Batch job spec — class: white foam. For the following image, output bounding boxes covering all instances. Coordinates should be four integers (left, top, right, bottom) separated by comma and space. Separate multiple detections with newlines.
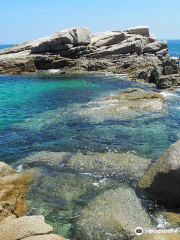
48, 69, 60, 73
16, 164, 23, 173
160, 91, 177, 98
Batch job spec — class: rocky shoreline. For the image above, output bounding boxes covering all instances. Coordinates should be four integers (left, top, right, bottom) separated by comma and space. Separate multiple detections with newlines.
0, 162, 68, 240
0, 86, 180, 239
0, 26, 179, 89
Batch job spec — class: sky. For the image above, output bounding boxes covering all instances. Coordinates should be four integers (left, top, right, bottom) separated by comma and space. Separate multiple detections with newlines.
0, 0, 180, 44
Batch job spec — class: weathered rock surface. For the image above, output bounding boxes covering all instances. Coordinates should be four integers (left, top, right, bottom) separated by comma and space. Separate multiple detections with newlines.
0, 25, 179, 89
133, 233, 180, 240
0, 162, 68, 240
31, 27, 91, 53
138, 139, 180, 206
0, 162, 31, 221
0, 215, 68, 240
19, 151, 151, 181
0, 215, 52, 240
74, 184, 151, 240
124, 26, 150, 36
104, 88, 164, 111
91, 30, 125, 47
23, 235, 68, 240
144, 41, 167, 53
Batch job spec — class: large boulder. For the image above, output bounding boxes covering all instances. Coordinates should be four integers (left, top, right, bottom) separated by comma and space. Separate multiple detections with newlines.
74, 184, 151, 240
138, 140, 180, 206
94, 40, 143, 56
91, 31, 126, 48
31, 27, 91, 53
0, 162, 31, 220
124, 26, 150, 36
0, 50, 36, 74
143, 41, 168, 53
0, 38, 48, 55
0, 215, 54, 240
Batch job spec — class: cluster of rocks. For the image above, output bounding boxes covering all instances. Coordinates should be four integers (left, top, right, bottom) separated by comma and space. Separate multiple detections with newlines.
0, 162, 68, 240
17, 140, 180, 240
0, 26, 179, 89
73, 139, 180, 240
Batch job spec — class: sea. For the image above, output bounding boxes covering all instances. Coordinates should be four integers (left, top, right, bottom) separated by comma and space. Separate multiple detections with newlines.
0, 40, 180, 238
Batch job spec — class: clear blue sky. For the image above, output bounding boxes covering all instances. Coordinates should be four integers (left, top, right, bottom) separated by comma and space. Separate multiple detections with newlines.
0, 0, 180, 44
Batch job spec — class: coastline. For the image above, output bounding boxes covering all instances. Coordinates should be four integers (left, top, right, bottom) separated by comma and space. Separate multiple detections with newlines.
0, 26, 180, 240
0, 26, 179, 89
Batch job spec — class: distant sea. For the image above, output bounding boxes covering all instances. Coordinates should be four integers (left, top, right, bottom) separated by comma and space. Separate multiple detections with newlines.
0, 44, 15, 50
0, 40, 180, 57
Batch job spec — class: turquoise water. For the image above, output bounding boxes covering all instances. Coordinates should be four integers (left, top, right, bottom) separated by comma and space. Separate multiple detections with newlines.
0, 73, 179, 238
0, 73, 179, 165
0, 41, 180, 238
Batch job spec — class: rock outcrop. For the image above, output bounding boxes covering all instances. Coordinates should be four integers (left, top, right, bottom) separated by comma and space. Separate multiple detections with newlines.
138, 139, 180, 206
0, 215, 68, 240
0, 162, 68, 240
0, 162, 31, 221
74, 184, 151, 240
0, 26, 179, 89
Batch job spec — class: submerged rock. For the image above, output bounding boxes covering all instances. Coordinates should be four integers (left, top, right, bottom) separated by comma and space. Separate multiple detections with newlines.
132, 233, 180, 240
138, 139, 180, 206
104, 88, 164, 111
21, 151, 151, 181
74, 184, 151, 240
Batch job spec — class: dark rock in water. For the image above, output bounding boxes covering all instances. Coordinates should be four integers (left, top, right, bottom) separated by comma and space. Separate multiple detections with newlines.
137, 70, 149, 80
157, 76, 173, 89
148, 57, 180, 88
138, 139, 180, 206
149, 66, 163, 84
74, 184, 151, 240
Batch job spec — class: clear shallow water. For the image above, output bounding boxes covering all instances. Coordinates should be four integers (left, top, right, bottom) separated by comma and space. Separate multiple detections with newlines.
0, 40, 180, 238
0, 73, 179, 164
